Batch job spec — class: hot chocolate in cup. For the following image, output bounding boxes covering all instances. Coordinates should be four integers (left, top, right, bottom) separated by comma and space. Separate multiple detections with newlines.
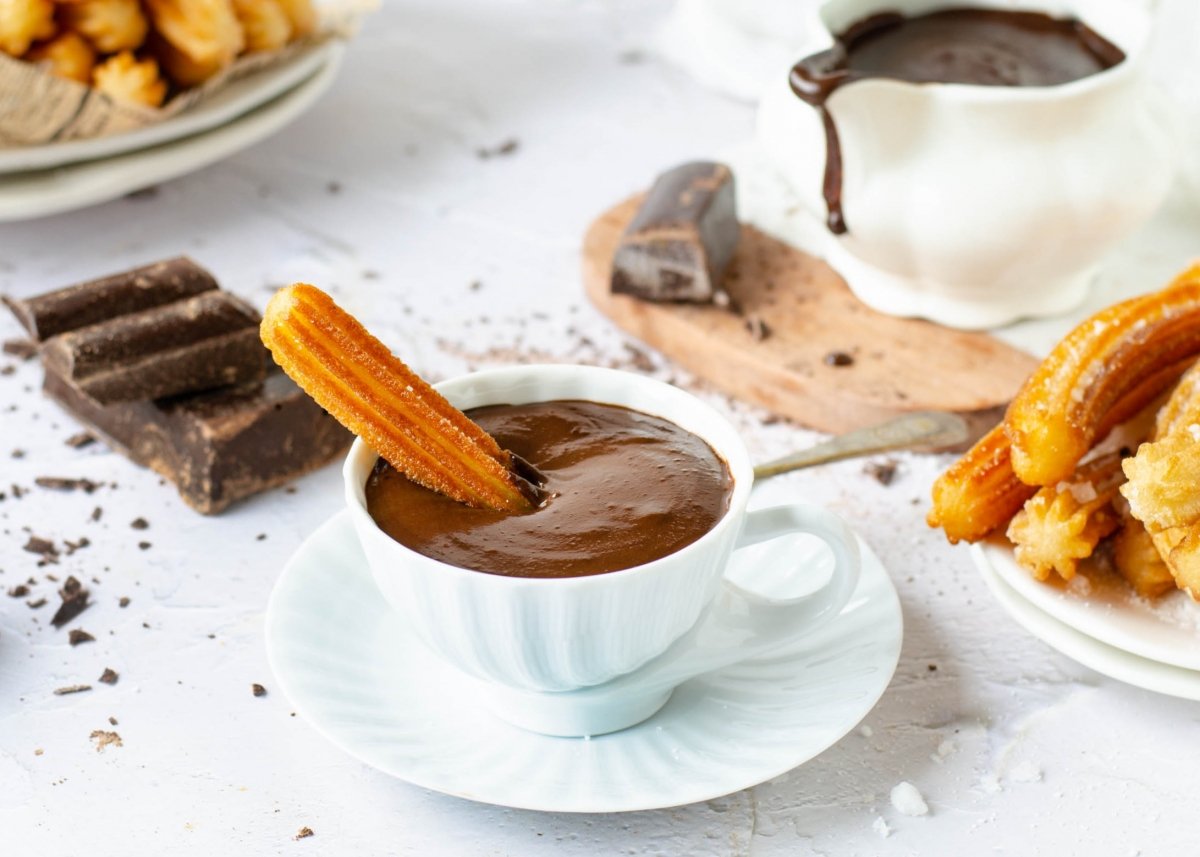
344, 364, 861, 736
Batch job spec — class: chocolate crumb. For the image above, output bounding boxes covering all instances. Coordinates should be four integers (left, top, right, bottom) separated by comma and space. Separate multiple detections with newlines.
1, 365, 13, 376
2, 339, 36, 360
91, 506, 103, 522
476, 138, 519, 159
125, 185, 159, 200
623, 343, 655, 373
64, 537, 90, 556
51, 576, 90, 628
928, 664, 938, 672
137, 541, 151, 550
90, 730, 122, 751
68, 629, 95, 646
745, 317, 771, 342
108, 716, 118, 725
118, 596, 130, 608
27, 597, 46, 609
35, 477, 102, 493
64, 432, 96, 449
8, 584, 30, 598
24, 536, 57, 559
326, 180, 342, 195
294, 827, 314, 841
12, 449, 24, 459
34, 748, 43, 756
252, 683, 267, 697
823, 351, 854, 367
864, 460, 898, 486
99, 668, 119, 685
130, 518, 149, 530
54, 684, 91, 695
256, 533, 267, 541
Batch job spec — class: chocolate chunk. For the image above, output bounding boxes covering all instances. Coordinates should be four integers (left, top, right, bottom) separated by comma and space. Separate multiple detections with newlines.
24, 535, 57, 558
8, 584, 30, 597
3, 338, 37, 360
99, 668, 119, 685
51, 576, 90, 628
251, 683, 267, 697
130, 517, 149, 530
40, 291, 266, 404
44, 369, 351, 515
68, 629, 95, 646
2, 257, 218, 342
611, 162, 739, 303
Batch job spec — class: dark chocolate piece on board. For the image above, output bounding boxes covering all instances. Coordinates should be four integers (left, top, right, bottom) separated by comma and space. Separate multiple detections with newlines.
41, 292, 267, 404
3, 257, 218, 342
44, 369, 351, 515
611, 162, 739, 303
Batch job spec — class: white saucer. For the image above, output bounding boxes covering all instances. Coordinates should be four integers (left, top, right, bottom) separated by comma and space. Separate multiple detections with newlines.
977, 552, 1200, 701
0, 43, 343, 222
265, 503, 902, 813
975, 540, 1200, 672
0, 42, 337, 175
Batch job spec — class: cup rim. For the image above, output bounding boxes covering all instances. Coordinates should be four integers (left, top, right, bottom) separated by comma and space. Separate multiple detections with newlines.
810, 0, 1146, 103
343, 363, 753, 587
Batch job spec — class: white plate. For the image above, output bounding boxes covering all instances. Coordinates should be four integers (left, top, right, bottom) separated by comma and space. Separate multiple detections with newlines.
977, 551, 1200, 701
265, 501, 902, 813
0, 43, 343, 223
975, 539, 1200, 672
0, 42, 337, 175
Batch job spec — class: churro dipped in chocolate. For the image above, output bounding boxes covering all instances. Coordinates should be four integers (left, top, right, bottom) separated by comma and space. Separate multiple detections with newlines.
260, 284, 543, 513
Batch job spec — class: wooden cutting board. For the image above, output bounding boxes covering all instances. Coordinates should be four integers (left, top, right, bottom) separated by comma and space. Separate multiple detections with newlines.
582, 195, 1039, 434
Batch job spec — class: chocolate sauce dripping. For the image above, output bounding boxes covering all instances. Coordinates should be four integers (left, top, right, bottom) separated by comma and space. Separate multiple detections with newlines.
788, 8, 1126, 236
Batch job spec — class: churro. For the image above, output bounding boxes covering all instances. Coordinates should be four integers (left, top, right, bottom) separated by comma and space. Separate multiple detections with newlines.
1006, 453, 1123, 582
1113, 513, 1177, 599
1006, 265, 1200, 486
261, 284, 542, 513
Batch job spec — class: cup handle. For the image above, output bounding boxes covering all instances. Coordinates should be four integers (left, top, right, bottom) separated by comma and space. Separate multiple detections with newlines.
620, 503, 862, 694
482, 503, 862, 736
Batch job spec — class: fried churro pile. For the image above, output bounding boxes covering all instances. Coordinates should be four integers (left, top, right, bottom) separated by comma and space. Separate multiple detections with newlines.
1, 0, 316, 107
261, 284, 544, 515
929, 264, 1200, 600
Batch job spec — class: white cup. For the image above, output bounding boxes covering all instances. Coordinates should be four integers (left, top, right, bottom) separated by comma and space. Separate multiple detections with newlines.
757, 0, 1178, 329
344, 364, 860, 736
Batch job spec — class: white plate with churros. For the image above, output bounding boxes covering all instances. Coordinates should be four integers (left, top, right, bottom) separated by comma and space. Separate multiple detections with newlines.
929, 263, 1200, 684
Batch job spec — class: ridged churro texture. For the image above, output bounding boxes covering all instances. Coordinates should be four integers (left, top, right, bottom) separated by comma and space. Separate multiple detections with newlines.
1006, 265, 1200, 486
260, 284, 537, 514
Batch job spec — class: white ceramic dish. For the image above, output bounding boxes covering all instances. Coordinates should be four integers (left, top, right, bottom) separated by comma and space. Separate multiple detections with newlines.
0, 42, 336, 176
974, 539, 1200, 672
264, 496, 902, 813
0, 43, 343, 223
977, 552, 1200, 701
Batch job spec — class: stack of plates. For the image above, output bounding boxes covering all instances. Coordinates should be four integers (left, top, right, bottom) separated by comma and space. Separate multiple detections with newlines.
973, 540, 1200, 700
0, 41, 343, 223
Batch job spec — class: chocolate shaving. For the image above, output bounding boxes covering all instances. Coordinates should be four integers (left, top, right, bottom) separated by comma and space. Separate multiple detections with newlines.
68, 629, 95, 646
2, 339, 37, 360
99, 668, 119, 685
35, 477, 102, 493
51, 576, 90, 628
54, 684, 91, 695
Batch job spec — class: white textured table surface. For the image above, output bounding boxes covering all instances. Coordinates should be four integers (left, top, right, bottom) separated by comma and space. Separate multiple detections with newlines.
2, 2, 1199, 855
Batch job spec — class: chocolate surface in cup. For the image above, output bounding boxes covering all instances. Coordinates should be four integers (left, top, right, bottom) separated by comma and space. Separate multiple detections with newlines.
365, 400, 733, 578
790, 7, 1126, 234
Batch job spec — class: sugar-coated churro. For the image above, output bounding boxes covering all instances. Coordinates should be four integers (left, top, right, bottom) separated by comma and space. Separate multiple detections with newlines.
261, 284, 541, 513
1006, 453, 1123, 582
1006, 265, 1200, 487
1113, 513, 1177, 599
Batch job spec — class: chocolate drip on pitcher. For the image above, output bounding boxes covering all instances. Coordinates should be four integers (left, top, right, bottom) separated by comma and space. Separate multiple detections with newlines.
788, 8, 1126, 235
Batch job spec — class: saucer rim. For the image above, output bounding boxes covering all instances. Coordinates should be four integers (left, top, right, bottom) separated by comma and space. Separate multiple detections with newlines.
265, 509, 903, 813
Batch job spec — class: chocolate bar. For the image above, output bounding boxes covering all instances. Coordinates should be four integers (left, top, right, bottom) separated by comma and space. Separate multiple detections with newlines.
44, 369, 350, 515
41, 292, 266, 404
3, 257, 218, 342
611, 162, 740, 303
